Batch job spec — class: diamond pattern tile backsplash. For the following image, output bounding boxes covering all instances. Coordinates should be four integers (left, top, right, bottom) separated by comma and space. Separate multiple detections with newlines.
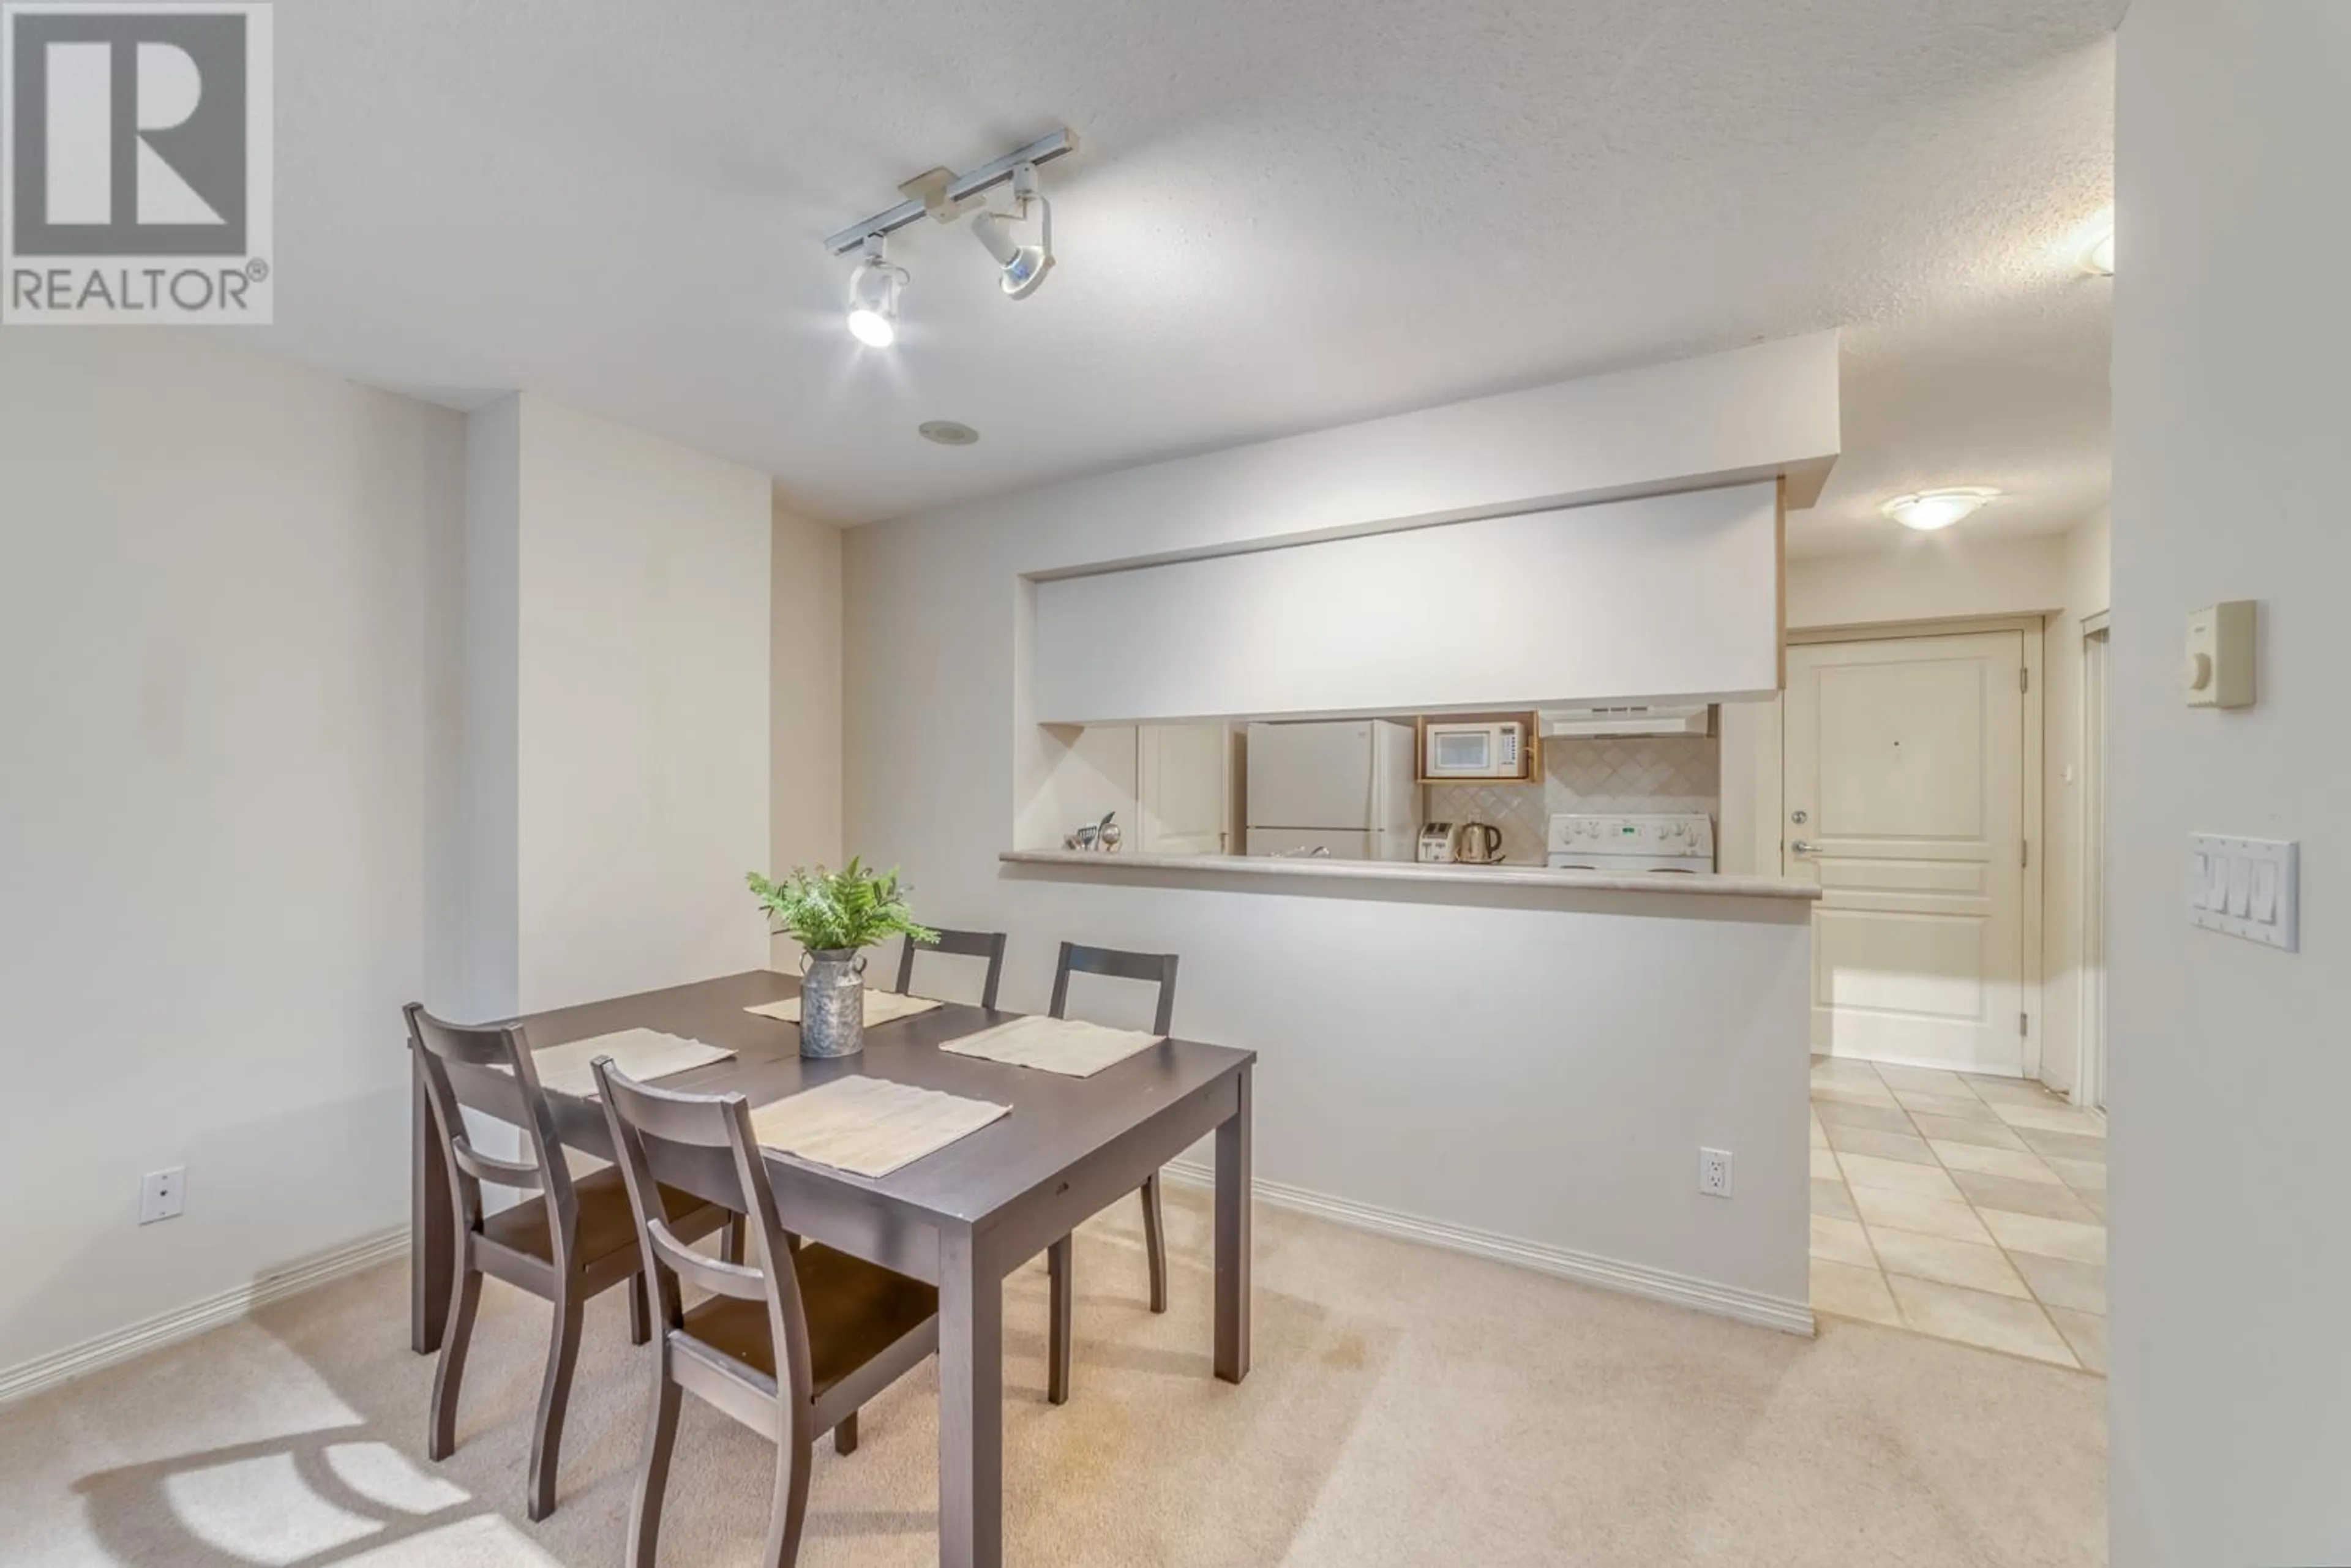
1423, 735, 1720, 866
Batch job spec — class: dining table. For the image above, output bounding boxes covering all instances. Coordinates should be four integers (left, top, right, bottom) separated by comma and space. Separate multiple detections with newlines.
408, 968, 1256, 1568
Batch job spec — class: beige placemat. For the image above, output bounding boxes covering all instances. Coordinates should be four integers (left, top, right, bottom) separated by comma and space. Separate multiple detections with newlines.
743, 989, 943, 1027
526, 1029, 735, 1098
939, 1014, 1164, 1078
748, 1075, 1008, 1179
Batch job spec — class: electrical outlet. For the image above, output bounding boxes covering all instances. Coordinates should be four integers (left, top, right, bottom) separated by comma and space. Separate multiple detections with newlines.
140, 1166, 186, 1225
1698, 1147, 1733, 1198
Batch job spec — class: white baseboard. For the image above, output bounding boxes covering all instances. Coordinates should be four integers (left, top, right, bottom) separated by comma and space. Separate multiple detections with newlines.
1162, 1161, 1814, 1338
0, 1226, 408, 1408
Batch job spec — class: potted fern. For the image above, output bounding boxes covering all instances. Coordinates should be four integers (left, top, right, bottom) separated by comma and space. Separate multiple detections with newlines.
747, 860, 938, 1058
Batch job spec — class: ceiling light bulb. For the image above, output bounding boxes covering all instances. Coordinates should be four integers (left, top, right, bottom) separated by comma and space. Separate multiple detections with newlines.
1881, 487, 2001, 532
846, 237, 905, 347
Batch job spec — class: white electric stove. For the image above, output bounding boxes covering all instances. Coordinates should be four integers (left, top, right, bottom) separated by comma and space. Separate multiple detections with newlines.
1545, 812, 1716, 875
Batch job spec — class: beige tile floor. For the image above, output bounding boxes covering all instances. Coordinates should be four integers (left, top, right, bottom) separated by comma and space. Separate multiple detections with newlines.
1810, 1055, 2107, 1373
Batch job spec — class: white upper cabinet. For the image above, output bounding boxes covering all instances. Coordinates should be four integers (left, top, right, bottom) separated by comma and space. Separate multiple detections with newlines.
1136, 724, 1232, 855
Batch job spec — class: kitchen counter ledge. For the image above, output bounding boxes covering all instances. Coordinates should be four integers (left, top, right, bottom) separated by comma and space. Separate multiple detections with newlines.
1000, 848, 1821, 902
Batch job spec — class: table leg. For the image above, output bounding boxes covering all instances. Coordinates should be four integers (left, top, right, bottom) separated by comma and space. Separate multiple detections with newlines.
411, 1055, 451, 1355
1214, 1063, 1253, 1384
939, 1226, 1003, 1568
1046, 1234, 1073, 1406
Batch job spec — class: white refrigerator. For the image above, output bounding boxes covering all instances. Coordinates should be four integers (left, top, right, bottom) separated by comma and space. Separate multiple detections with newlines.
1243, 719, 1420, 861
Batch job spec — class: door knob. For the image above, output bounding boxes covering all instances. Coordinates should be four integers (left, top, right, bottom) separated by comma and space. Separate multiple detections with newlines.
1791, 839, 1817, 855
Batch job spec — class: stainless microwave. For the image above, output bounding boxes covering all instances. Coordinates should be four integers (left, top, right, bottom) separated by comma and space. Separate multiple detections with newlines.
1423, 721, 1525, 779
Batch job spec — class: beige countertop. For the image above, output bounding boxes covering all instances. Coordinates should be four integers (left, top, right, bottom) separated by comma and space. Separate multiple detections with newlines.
999, 848, 1821, 901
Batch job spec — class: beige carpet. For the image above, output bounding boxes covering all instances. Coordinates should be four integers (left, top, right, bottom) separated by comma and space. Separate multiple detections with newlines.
0, 1188, 2105, 1566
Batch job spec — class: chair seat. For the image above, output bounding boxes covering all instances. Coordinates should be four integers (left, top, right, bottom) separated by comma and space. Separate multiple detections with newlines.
680, 1244, 938, 1398
482, 1163, 715, 1269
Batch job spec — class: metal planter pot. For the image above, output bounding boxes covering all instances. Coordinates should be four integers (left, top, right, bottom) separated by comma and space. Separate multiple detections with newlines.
798, 948, 867, 1059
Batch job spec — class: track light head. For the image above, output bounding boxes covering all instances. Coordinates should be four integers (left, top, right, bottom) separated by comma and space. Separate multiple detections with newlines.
970, 162, 1053, 299
846, 234, 906, 347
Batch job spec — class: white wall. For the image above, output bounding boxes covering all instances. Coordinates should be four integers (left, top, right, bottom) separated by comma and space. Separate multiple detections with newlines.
2110, 4, 2350, 1560
768, 498, 844, 969
0, 334, 465, 1375
1033, 484, 1782, 724
1784, 531, 2068, 628
456, 398, 521, 1021
848, 345, 1826, 1319
931, 332, 1838, 578
462, 396, 774, 1016
2039, 509, 2111, 1094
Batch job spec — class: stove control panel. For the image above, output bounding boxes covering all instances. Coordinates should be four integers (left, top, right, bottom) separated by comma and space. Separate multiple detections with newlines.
1547, 813, 1716, 858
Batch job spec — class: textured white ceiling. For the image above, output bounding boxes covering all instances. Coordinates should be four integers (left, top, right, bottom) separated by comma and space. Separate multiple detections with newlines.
263, 1, 2120, 541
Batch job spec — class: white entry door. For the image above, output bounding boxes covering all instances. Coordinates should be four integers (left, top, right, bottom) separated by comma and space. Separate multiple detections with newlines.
1784, 632, 2028, 1075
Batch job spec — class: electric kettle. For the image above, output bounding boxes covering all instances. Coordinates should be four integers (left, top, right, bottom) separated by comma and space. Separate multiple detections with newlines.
1453, 822, 1505, 864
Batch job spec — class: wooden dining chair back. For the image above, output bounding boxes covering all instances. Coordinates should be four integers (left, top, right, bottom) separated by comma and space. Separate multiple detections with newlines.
407, 1005, 571, 1270
405, 1003, 729, 1521
894, 927, 1009, 1010
1038, 942, 1182, 1406
1050, 941, 1180, 1036
596, 1058, 940, 1568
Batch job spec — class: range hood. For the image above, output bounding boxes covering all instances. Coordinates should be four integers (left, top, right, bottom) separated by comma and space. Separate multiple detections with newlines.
1539, 703, 1713, 739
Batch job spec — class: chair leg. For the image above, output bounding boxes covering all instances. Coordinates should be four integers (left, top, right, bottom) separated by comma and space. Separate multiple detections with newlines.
765, 1439, 813, 1568
1141, 1171, 1169, 1315
1046, 1236, 1074, 1406
527, 1291, 587, 1522
628, 1367, 681, 1568
834, 1410, 858, 1455
427, 1264, 482, 1461
723, 1214, 745, 1265
629, 1271, 651, 1346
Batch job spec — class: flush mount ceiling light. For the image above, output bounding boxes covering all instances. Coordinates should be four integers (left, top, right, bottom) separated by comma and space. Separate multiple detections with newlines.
1881, 487, 2001, 532
969, 162, 1052, 299
918, 420, 980, 446
824, 128, 1077, 343
845, 235, 906, 348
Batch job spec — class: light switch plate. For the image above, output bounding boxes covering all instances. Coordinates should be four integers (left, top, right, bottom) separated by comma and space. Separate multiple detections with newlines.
2187, 835, 2298, 950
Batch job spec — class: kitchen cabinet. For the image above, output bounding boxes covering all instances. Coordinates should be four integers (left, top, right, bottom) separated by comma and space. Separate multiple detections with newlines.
1137, 723, 1233, 855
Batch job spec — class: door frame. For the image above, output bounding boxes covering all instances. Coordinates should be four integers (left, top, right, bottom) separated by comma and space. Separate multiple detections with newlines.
2075, 615, 2110, 1111
1775, 615, 2047, 1079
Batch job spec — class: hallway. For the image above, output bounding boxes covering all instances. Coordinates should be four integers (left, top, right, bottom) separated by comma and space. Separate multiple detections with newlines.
1809, 1057, 2107, 1371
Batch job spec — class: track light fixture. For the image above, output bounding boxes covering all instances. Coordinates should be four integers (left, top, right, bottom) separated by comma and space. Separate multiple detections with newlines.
969, 162, 1052, 299
845, 234, 906, 348
824, 129, 1077, 345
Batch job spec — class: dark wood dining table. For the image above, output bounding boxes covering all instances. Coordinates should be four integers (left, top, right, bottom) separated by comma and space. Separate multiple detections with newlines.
408, 968, 1256, 1568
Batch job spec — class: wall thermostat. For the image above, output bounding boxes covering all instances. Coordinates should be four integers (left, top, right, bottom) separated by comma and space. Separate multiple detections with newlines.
2185, 601, 2256, 708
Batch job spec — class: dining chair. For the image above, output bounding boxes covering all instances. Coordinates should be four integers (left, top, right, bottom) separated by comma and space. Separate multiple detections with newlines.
1048, 942, 1180, 1390
594, 1057, 940, 1568
894, 926, 1008, 1009
404, 1003, 736, 1521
